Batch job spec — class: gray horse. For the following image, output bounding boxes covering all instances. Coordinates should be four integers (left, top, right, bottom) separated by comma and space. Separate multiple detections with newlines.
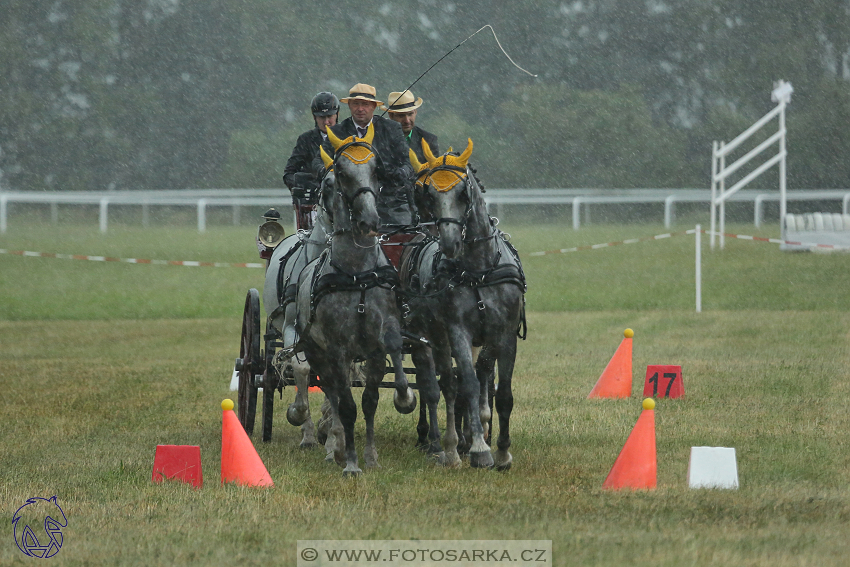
262, 174, 334, 448
402, 140, 526, 470
293, 124, 438, 476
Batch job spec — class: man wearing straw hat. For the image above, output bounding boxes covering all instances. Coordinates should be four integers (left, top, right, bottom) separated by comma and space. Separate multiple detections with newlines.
382, 90, 439, 163
315, 83, 414, 226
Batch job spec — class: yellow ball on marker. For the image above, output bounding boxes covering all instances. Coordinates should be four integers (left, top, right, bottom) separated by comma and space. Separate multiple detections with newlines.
221, 399, 234, 411
624, 328, 634, 338
642, 398, 655, 411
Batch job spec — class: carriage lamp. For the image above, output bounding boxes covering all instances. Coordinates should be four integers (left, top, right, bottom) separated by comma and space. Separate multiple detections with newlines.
257, 208, 285, 260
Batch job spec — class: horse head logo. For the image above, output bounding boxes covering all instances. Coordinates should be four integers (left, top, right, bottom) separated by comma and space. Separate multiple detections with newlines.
12, 496, 67, 558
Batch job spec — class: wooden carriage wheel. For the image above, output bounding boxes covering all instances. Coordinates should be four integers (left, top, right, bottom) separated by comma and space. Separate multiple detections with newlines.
236, 288, 261, 435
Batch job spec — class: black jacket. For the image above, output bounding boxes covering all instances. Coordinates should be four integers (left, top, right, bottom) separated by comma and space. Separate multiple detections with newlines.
314, 115, 412, 188
283, 128, 324, 189
408, 126, 439, 164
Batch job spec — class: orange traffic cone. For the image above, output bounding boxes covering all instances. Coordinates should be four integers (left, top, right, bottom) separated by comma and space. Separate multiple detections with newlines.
587, 328, 634, 399
603, 398, 656, 490
220, 399, 274, 487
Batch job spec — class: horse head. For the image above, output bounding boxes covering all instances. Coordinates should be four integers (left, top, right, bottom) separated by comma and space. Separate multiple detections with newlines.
420, 138, 475, 259
320, 123, 380, 247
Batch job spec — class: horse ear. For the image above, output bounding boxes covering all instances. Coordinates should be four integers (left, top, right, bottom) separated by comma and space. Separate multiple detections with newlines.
326, 126, 344, 150
320, 145, 333, 169
422, 138, 437, 165
362, 122, 375, 145
408, 148, 425, 173
457, 138, 473, 166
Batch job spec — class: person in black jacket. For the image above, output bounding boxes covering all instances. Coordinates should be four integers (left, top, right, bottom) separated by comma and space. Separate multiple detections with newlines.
283, 92, 339, 195
314, 83, 414, 226
381, 90, 439, 163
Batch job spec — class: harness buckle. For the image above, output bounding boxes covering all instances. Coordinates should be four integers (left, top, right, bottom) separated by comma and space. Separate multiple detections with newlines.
358, 302, 366, 314
478, 299, 485, 311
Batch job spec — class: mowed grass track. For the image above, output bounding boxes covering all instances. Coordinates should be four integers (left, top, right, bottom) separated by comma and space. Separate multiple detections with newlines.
1, 219, 849, 566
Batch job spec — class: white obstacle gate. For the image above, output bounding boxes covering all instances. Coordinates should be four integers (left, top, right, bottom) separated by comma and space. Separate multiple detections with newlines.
711, 81, 792, 250
711, 80, 850, 252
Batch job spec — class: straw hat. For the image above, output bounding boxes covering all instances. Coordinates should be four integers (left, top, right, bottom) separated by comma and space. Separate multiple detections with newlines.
340, 83, 383, 105
380, 90, 423, 113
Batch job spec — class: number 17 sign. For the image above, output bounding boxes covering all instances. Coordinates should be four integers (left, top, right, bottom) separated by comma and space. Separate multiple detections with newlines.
643, 365, 684, 398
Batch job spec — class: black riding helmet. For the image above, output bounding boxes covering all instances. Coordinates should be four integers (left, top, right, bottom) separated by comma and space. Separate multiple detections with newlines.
311, 92, 340, 117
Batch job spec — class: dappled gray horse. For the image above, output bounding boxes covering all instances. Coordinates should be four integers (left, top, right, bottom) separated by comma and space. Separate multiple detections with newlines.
293, 124, 428, 476
402, 140, 526, 470
263, 173, 334, 448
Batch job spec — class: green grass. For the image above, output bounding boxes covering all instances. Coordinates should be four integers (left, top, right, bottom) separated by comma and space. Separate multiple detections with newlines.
2, 219, 850, 320
1, 220, 850, 566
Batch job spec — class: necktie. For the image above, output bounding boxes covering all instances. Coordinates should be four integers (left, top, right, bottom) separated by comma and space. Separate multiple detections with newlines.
357, 127, 367, 138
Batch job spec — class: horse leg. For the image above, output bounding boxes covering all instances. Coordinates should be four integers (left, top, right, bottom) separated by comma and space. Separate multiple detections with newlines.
386, 335, 416, 415
492, 335, 517, 471
317, 395, 332, 448
336, 382, 361, 477
416, 401, 429, 450
454, 368, 471, 455
435, 348, 461, 467
410, 344, 444, 459
361, 357, 384, 469
454, 339, 493, 469
284, 304, 311, 428
475, 348, 496, 447
289, 357, 318, 448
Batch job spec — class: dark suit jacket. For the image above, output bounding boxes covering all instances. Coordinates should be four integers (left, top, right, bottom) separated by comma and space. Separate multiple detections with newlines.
408, 126, 439, 164
283, 128, 324, 189
314, 115, 411, 187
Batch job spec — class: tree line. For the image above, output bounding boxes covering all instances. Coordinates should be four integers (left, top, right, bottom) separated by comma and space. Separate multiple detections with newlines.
2, 0, 849, 192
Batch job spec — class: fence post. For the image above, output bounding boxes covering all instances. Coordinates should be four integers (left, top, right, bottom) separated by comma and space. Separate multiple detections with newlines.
710, 142, 717, 249
99, 198, 109, 234
695, 224, 702, 313
664, 195, 676, 228
197, 198, 207, 233
754, 194, 768, 228
0, 194, 7, 234
572, 197, 582, 230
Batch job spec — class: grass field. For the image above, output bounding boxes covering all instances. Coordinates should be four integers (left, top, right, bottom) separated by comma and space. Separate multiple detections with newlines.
1, 219, 849, 566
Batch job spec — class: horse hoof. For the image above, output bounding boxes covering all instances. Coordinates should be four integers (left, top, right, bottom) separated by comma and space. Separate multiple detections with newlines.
299, 441, 317, 450
429, 451, 447, 464
440, 451, 462, 468
393, 388, 417, 414
494, 450, 512, 471
469, 451, 495, 469
317, 432, 328, 445
342, 467, 362, 478
286, 405, 307, 427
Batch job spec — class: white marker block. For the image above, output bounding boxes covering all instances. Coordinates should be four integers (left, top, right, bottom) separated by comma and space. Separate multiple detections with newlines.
688, 447, 739, 489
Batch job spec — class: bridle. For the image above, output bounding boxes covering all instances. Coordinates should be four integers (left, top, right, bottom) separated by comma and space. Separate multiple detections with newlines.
329, 140, 380, 247
423, 163, 497, 244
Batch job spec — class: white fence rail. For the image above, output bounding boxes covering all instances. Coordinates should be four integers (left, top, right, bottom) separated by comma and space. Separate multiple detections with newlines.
2, 188, 849, 234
